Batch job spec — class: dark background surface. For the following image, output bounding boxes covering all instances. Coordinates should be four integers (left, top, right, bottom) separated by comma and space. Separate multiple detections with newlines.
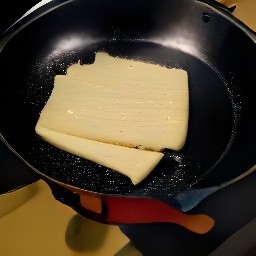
0, 0, 39, 34
0, 0, 41, 193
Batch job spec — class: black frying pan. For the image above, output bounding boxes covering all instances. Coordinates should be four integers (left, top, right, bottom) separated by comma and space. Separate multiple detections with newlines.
0, 0, 255, 222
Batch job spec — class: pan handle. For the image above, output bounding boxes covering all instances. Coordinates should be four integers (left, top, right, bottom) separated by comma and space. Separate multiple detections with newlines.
101, 195, 215, 234
198, 0, 256, 43
55, 184, 214, 235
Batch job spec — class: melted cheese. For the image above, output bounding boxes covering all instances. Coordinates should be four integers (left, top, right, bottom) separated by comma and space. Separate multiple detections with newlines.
35, 52, 189, 184
37, 52, 189, 151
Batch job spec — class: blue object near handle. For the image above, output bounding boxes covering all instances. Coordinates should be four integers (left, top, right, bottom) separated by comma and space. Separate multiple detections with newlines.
172, 165, 256, 212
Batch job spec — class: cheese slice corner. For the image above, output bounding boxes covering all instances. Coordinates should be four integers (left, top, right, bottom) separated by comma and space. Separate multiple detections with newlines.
35, 124, 164, 185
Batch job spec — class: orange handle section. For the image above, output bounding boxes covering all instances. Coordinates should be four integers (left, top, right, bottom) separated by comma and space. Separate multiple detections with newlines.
104, 196, 215, 234
65, 185, 214, 234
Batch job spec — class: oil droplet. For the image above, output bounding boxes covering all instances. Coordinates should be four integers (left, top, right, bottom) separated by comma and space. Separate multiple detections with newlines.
67, 109, 74, 114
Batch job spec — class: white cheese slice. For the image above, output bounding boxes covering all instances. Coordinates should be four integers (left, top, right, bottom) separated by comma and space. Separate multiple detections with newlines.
35, 52, 189, 183
35, 125, 164, 185
37, 52, 189, 151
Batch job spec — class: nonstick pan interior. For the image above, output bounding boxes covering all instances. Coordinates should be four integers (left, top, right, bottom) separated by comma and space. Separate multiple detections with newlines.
0, 0, 255, 201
